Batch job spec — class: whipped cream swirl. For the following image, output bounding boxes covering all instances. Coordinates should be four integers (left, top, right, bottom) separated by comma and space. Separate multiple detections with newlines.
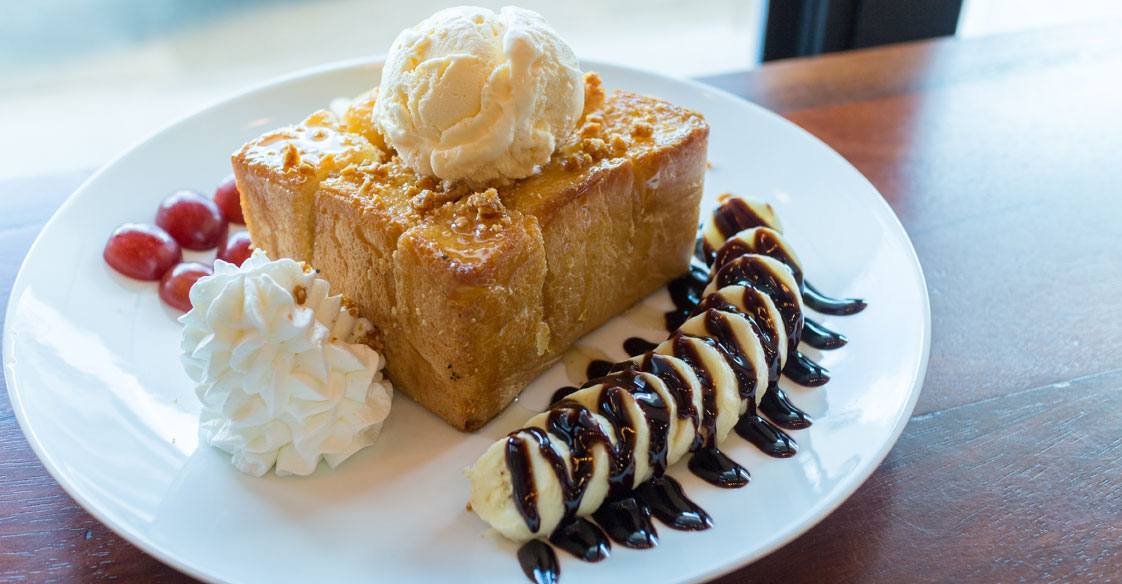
180, 250, 392, 476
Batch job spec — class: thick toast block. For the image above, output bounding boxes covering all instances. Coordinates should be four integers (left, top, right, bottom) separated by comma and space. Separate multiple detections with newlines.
233, 76, 708, 430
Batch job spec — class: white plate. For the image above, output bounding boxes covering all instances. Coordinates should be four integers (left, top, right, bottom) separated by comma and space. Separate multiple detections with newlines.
3, 60, 929, 584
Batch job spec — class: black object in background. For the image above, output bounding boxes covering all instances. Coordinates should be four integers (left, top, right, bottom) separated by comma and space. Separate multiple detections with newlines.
763, 0, 964, 61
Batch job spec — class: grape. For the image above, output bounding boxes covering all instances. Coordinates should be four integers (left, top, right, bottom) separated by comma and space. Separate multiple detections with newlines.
156, 190, 227, 250
159, 262, 213, 312
214, 176, 245, 224
217, 230, 253, 267
104, 223, 182, 281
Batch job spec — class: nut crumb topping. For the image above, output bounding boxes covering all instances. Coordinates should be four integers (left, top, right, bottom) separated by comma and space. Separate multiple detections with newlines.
562, 151, 594, 171
353, 328, 384, 353
281, 143, 300, 169
411, 188, 462, 213
465, 188, 504, 219
358, 176, 375, 196
609, 132, 628, 153
584, 137, 610, 159
631, 120, 653, 138
416, 175, 438, 191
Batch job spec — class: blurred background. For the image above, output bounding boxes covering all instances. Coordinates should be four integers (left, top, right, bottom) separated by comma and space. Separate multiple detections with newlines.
3, 0, 1121, 181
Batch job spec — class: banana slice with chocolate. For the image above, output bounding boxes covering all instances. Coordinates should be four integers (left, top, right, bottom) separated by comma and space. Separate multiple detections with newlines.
703, 194, 866, 316
469, 194, 868, 583
699, 195, 782, 262
467, 262, 794, 543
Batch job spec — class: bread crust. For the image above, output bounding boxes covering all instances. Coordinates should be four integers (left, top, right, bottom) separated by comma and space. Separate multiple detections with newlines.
232, 75, 708, 430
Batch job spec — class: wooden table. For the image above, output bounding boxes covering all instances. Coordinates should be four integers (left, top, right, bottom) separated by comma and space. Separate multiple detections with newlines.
3, 22, 1121, 582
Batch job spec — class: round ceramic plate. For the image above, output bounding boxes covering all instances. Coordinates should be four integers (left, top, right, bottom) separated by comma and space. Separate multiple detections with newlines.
4, 60, 929, 584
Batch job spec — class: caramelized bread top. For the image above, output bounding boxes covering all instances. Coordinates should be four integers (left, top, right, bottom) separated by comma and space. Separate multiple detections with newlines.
239, 110, 383, 182
236, 74, 708, 281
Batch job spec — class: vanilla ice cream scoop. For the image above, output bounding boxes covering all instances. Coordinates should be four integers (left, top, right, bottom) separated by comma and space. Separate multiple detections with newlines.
373, 6, 584, 185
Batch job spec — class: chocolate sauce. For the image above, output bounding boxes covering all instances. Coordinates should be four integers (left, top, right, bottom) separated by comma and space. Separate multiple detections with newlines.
714, 228, 804, 286
802, 280, 867, 315
591, 496, 658, 548
549, 386, 578, 406
704, 197, 776, 261
783, 352, 831, 387
802, 317, 847, 350
712, 255, 803, 358
518, 540, 559, 584
545, 404, 612, 516
506, 429, 547, 533
597, 384, 646, 495
700, 308, 759, 402
710, 239, 750, 273
758, 383, 813, 429
734, 415, 797, 458
548, 518, 610, 562
636, 353, 699, 439
670, 333, 719, 450
665, 262, 709, 330
624, 337, 659, 357
585, 360, 615, 382
621, 376, 673, 477
688, 447, 750, 488
697, 288, 781, 384
635, 475, 713, 531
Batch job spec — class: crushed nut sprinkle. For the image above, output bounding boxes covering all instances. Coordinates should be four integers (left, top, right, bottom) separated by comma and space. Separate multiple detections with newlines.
610, 131, 629, 149
281, 143, 300, 169
416, 175, 438, 191
466, 188, 504, 219
353, 329, 384, 353
584, 137, 610, 159
411, 189, 437, 212
631, 120, 653, 138
358, 176, 376, 196
562, 151, 594, 171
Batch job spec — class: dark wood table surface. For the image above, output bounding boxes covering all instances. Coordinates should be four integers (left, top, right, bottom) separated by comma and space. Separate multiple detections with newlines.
3, 22, 1121, 583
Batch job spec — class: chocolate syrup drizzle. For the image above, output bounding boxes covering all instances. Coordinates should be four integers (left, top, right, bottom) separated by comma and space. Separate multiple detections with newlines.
701, 196, 867, 319
518, 540, 559, 584
513, 198, 866, 583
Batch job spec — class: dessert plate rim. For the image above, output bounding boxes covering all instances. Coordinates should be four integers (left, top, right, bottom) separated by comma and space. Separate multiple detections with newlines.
4, 56, 930, 584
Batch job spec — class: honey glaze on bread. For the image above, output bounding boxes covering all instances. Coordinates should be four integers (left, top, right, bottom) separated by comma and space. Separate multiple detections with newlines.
233, 74, 709, 430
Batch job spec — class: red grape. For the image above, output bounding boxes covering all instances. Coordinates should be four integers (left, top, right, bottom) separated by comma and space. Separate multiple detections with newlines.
104, 223, 182, 281
159, 262, 213, 312
214, 176, 245, 224
156, 190, 227, 250
217, 230, 253, 267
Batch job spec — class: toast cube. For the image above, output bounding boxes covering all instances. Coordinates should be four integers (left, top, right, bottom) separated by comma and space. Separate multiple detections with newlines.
232, 74, 708, 430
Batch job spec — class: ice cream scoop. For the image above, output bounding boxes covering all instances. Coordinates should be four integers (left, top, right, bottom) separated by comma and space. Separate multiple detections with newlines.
373, 6, 584, 185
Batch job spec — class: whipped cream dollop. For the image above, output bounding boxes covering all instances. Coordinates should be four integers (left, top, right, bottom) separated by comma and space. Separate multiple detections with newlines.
373, 6, 584, 185
180, 250, 392, 477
